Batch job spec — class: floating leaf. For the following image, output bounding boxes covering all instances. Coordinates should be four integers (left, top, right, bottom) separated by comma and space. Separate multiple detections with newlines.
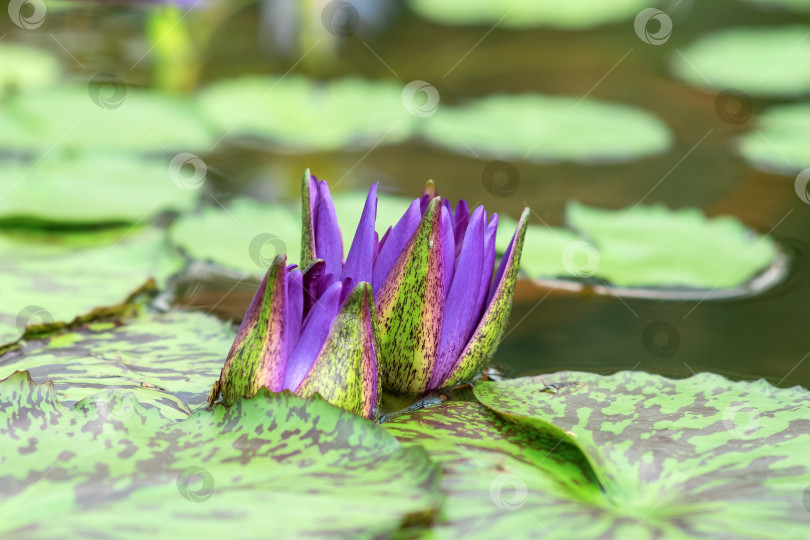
564, 202, 778, 289
738, 103, 810, 174
671, 26, 810, 97
0, 152, 197, 225
508, 202, 779, 292
420, 94, 672, 164
0, 373, 441, 538
407, 0, 653, 29
169, 199, 301, 276
0, 84, 216, 153
384, 401, 608, 537
198, 76, 415, 151
744, 0, 810, 12
0, 229, 184, 347
474, 371, 810, 539
0, 309, 234, 414
0, 44, 60, 91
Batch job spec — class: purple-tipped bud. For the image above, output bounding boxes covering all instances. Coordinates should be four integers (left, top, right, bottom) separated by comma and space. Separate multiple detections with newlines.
209, 254, 379, 418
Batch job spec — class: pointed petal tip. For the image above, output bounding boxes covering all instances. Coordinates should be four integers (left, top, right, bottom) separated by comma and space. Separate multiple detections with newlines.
423, 179, 437, 198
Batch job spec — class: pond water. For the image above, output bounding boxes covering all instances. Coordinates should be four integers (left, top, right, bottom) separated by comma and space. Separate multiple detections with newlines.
2, 1, 808, 387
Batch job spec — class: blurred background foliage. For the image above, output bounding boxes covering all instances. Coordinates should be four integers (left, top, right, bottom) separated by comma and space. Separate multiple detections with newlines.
0, 0, 809, 386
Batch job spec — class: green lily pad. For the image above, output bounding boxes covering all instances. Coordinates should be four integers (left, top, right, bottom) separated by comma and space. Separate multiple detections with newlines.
671, 26, 810, 97
420, 94, 673, 164
474, 372, 810, 539
0, 44, 60, 91
0, 372, 441, 538
384, 401, 609, 538
738, 103, 810, 174
744, 0, 810, 12
198, 76, 415, 151
169, 199, 302, 276
0, 152, 198, 225
0, 229, 185, 347
0, 84, 216, 153
565, 202, 778, 289
507, 202, 779, 292
407, 0, 653, 29
0, 309, 235, 415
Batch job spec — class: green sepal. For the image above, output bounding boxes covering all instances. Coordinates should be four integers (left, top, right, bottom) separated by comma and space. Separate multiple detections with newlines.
375, 198, 449, 395
209, 255, 287, 406
295, 282, 379, 418
300, 168, 316, 269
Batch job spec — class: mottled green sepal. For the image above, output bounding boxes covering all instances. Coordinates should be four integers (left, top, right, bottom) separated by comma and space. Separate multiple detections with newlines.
295, 282, 378, 418
210, 255, 287, 405
300, 168, 316, 268
375, 198, 448, 395
441, 207, 529, 388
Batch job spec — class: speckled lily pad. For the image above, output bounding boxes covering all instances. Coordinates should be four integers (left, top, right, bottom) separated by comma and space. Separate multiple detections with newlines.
0, 372, 441, 538
0, 309, 235, 415
471, 372, 810, 539
0, 229, 185, 347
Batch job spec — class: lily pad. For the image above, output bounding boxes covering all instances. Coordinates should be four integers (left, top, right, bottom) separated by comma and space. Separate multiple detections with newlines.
407, 0, 653, 29
0, 229, 185, 347
0, 152, 198, 225
420, 94, 673, 164
0, 372, 441, 538
744, 0, 810, 12
565, 202, 778, 289
169, 199, 302, 276
198, 76, 415, 151
0, 84, 216, 153
384, 401, 608, 538
738, 103, 810, 174
474, 371, 810, 539
0, 309, 235, 415
508, 202, 779, 292
671, 26, 810, 97
0, 44, 60, 91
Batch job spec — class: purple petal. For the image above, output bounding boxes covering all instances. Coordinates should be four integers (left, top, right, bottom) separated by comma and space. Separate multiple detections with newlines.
285, 268, 303, 350
470, 213, 498, 335
302, 259, 325, 318
453, 199, 470, 252
372, 198, 422, 295
440, 205, 455, 295
314, 179, 344, 278
429, 206, 485, 389
284, 281, 343, 390
436, 207, 529, 390
341, 183, 378, 286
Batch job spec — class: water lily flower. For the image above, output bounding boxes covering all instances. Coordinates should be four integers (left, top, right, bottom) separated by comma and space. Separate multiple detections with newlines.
300, 171, 530, 395
209, 254, 378, 418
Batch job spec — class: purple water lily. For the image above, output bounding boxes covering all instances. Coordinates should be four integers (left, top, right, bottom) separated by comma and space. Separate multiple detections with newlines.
209, 253, 378, 418
301, 172, 529, 395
